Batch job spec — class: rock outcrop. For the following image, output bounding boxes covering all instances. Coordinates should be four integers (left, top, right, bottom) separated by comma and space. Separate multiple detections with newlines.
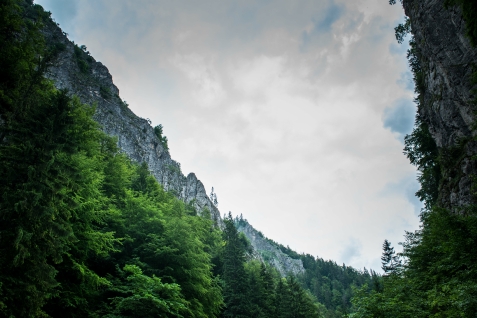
403, 0, 477, 209
236, 219, 305, 277
42, 21, 222, 225
42, 14, 307, 275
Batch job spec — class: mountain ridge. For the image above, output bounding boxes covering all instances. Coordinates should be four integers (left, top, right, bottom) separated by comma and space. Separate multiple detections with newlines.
235, 216, 305, 277
41, 11, 312, 275
42, 18, 223, 226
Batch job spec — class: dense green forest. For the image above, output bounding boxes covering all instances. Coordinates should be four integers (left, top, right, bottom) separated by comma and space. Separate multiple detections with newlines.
4, 0, 476, 317
0, 1, 328, 317
348, 1, 477, 316
235, 217, 375, 317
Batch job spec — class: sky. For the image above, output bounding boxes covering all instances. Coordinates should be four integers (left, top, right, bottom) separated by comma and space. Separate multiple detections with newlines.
35, 0, 420, 272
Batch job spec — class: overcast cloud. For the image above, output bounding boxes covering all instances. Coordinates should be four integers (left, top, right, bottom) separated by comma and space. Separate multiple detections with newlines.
36, 0, 421, 272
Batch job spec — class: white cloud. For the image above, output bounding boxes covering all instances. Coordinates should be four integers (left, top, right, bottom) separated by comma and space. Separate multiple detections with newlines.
171, 53, 226, 107
36, 0, 419, 272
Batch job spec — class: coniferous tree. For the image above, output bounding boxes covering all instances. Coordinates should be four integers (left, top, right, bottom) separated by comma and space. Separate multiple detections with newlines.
221, 212, 249, 317
274, 278, 291, 318
286, 276, 322, 318
381, 240, 401, 275
259, 263, 276, 317
348, 2, 477, 315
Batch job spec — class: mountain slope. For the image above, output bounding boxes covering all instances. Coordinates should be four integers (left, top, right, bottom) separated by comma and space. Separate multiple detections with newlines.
235, 217, 305, 277
39, 10, 377, 310
42, 18, 222, 225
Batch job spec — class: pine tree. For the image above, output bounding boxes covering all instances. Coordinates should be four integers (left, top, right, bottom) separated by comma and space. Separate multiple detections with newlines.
381, 239, 401, 275
259, 263, 276, 317
0, 4, 118, 315
221, 212, 249, 317
274, 279, 291, 318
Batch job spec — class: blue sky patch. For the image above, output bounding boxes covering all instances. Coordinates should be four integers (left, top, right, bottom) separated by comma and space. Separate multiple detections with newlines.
383, 98, 415, 139
301, 1, 344, 51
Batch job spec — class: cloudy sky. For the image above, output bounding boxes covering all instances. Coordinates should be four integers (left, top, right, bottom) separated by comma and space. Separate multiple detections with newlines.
36, 0, 420, 272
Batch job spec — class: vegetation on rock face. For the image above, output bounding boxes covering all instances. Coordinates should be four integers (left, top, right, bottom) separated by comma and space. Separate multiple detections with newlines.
154, 124, 169, 151
0, 4, 223, 316
222, 213, 324, 318
403, 115, 441, 209
0, 2, 341, 317
8, 0, 476, 316
74, 43, 92, 74
348, 1, 477, 316
100, 85, 112, 100
236, 218, 375, 317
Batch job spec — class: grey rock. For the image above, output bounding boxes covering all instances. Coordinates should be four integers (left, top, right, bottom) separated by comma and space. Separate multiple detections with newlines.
236, 219, 305, 277
403, 0, 477, 210
42, 17, 300, 276
43, 21, 222, 225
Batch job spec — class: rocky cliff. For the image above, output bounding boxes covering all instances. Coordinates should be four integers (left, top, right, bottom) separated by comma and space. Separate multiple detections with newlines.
403, 0, 477, 209
42, 20, 222, 225
41, 15, 307, 275
235, 218, 305, 277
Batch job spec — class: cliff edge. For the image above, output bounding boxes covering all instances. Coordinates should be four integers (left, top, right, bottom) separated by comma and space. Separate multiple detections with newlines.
42, 20, 222, 224
403, 0, 477, 209
236, 218, 305, 277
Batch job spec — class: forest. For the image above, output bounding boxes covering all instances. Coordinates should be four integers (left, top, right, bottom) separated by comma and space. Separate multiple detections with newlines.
2, 0, 477, 317
0, 1, 334, 317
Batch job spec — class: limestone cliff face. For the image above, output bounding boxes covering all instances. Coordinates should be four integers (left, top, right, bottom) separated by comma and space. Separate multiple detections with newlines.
42, 17, 307, 276
403, 0, 477, 209
236, 219, 305, 277
42, 22, 221, 225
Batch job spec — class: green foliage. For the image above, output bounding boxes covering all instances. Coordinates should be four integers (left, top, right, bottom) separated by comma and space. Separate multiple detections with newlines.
394, 16, 410, 44
0, 3, 116, 316
154, 124, 169, 151
221, 216, 324, 318
1, 97, 224, 317
235, 218, 373, 316
349, 280, 426, 318
403, 207, 477, 316
0, 2, 389, 317
350, 2, 477, 316
392, 0, 477, 46
403, 97, 440, 209
221, 212, 250, 317
244, 261, 277, 317
100, 168, 224, 318
0, 85, 119, 317
1, 3, 225, 316
381, 240, 401, 275
100, 85, 112, 100
298, 254, 374, 317
106, 265, 188, 318
0, 0, 52, 128
350, 208, 477, 317
404, 128, 440, 207
74, 44, 91, 74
